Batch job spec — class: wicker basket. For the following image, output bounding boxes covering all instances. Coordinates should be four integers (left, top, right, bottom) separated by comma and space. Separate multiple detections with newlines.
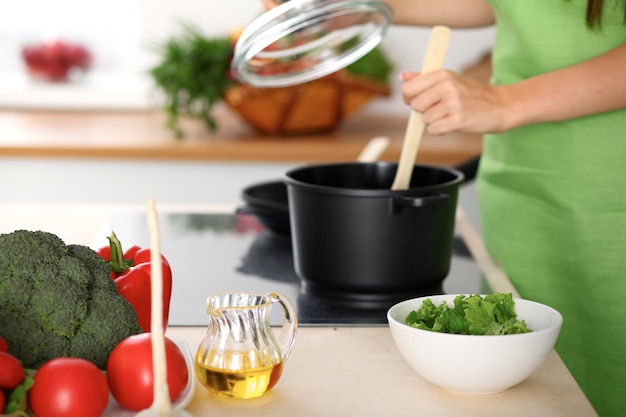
222, 71, 390, 135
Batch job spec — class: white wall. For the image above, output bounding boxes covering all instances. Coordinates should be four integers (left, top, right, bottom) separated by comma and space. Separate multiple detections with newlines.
0, 157, 481, 228
0, 158, 293, 205
0, 1, 494, 113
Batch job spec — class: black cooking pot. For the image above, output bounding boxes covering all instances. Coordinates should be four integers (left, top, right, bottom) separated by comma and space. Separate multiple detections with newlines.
284, 162, 464, 304
237, 156, 479, 238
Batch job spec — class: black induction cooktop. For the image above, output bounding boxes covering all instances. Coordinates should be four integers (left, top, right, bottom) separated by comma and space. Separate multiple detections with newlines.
93, 210, 482, 327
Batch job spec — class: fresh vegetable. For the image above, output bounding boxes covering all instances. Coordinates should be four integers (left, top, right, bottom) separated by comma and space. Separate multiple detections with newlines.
0, 351, 24, 390
0, 230, 143, 369
149, 22, 393, 138
106, 333, 189, 411
343, 37, 394, 83
22, 39, 92, 82
97, 232, 173, 332
0, 335, 8, 352
149, 23, 235, 138
3, 369, 35, 416
0, 341, 34, 417
29, 357, 109, 417
405, 293, 532, 335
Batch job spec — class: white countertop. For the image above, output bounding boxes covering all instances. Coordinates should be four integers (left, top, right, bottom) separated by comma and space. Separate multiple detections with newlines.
166, 326, 596, 417
0, 203, 598, 417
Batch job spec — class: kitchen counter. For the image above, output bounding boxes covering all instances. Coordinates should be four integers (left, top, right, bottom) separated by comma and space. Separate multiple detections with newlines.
0, 203, 598, 417
0, 109, 481, 165
167, 327, 596, 417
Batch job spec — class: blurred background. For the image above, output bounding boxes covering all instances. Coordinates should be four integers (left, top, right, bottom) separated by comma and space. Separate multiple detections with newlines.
0, 0, 495, 114
0, 0, 491, 229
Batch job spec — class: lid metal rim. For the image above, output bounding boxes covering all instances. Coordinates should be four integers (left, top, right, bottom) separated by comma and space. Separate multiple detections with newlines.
231, 0, 393, 88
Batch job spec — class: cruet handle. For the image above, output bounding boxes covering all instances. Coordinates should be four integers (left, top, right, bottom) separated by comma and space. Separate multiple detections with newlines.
266, 292, 298, 361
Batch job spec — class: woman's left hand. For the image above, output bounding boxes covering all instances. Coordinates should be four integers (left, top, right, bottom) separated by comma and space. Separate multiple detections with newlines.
400, 69, 514, 135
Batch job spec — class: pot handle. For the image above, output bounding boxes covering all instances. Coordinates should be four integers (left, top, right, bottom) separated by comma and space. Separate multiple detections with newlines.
393, 194, 449, 209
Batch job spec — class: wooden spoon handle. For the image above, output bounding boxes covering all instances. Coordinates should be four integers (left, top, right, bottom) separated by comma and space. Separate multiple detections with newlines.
357, 136, 390, 162
391, 26, 452, 190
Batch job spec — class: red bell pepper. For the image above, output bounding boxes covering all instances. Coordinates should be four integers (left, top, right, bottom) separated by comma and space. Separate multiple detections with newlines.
97, 232, 172, 332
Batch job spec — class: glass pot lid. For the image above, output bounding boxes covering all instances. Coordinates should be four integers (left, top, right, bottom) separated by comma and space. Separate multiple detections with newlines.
231, 0, 393, 88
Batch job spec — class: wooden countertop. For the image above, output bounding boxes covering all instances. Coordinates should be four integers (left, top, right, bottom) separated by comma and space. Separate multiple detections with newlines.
0, 109, 482, 165
166, 326, 597, 417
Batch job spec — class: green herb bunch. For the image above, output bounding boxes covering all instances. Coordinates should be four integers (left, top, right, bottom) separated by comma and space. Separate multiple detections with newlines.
150, 24, 393, 138
344, 37, 394, 83
150, 25, 235, 138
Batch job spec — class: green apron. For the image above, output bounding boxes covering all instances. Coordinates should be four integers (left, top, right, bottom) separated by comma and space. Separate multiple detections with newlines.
479, 1, 626, 416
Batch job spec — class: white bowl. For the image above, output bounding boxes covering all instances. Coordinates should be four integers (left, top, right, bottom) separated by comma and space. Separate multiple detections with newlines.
387, 294, 563, 395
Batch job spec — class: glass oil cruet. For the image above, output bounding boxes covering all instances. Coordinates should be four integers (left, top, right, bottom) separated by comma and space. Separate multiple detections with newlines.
195, 292, 298, 399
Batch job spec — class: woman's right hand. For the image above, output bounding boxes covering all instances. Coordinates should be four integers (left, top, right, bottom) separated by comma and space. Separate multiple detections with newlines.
400, 69, 515, 135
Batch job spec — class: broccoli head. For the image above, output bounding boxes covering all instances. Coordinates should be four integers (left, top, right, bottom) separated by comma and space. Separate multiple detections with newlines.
0, 230, 142, 369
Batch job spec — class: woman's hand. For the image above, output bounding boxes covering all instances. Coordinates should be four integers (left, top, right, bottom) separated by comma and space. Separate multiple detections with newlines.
400, 70, 514, 135
401, 42, 626, 136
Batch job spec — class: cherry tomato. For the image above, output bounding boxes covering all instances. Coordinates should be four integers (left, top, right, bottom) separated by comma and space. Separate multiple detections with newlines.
0, 335, 9, 352
0, 351, 24, 389
106, 333, 188, 411
0, 389, 6, 413
29, 358, 108, 417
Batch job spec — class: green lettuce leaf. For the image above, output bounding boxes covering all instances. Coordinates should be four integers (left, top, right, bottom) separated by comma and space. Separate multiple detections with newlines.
404, 293, 532, 335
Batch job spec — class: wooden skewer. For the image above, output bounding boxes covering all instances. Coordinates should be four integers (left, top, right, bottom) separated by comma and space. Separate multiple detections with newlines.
148, 198, 173, 413
136, 199, 192, 417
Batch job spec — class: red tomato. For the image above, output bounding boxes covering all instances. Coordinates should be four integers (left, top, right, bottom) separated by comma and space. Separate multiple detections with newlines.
29, 358, 108, 417
106, 333, 188, 411
0, 335, 9, 352
0, 350, 24, 389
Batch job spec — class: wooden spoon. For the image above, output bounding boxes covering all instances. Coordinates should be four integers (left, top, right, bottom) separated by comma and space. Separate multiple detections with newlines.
135, 199, 194, 417
357, 136, 390, 162
391, 26, 452, 190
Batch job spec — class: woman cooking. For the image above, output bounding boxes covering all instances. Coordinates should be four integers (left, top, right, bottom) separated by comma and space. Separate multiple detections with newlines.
381, 1, 626, 416
257, 0, 625, 414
